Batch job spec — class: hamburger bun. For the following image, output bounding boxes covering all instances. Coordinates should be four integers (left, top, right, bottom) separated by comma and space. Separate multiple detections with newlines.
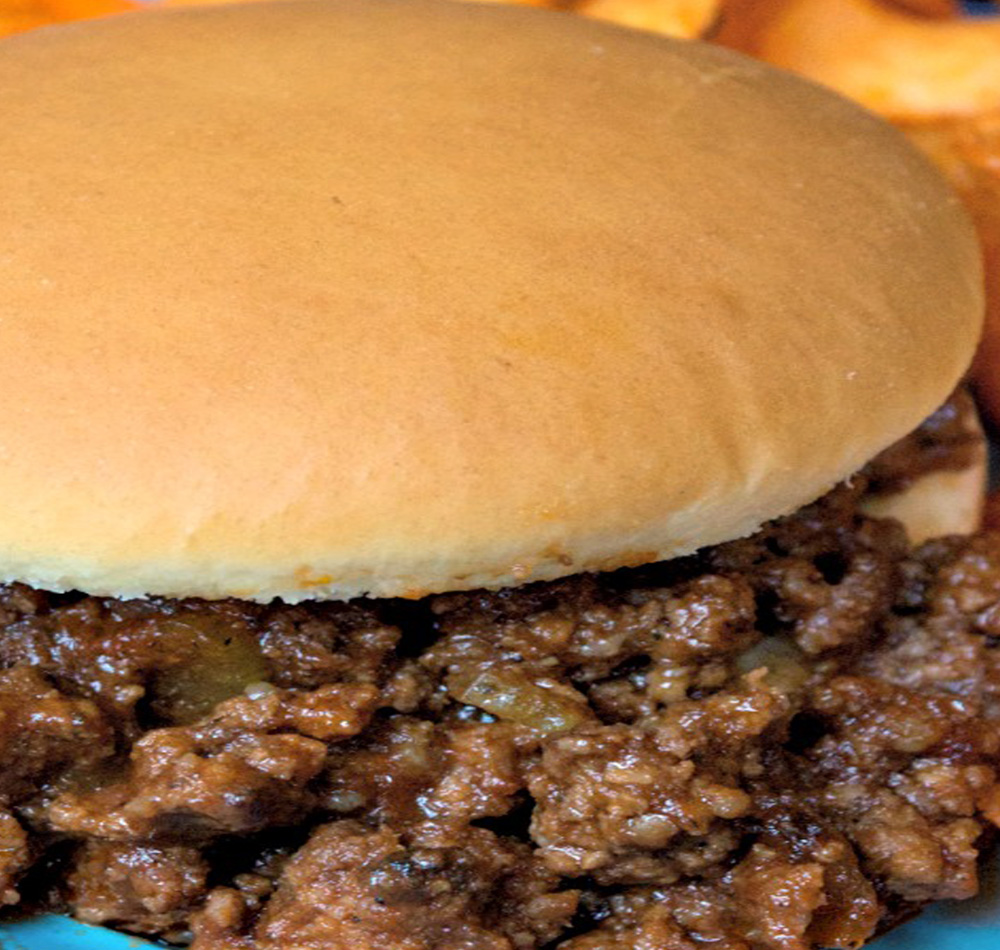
0, 0, 983, 603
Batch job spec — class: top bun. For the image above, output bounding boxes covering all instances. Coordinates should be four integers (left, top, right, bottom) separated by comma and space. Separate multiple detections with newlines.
0, 0, 983, 602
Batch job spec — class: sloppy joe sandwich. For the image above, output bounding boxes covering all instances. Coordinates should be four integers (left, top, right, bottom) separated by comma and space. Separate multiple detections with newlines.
0, 2, 995, 948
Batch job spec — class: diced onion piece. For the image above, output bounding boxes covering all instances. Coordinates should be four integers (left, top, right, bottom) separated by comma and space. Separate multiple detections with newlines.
451, 665, 593, 734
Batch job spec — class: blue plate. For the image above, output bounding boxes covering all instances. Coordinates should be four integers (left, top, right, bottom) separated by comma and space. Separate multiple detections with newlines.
0, 916, 149, 949
0, 852, 996, 949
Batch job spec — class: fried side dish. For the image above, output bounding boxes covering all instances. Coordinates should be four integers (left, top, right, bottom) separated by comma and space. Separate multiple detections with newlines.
0, 407, 987, 949
714, 0, 1000, 118
0, 0, 134, 36
152, 0, 721, 37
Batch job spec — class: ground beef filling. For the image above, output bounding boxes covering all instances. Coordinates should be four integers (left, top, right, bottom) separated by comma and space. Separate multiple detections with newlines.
0, 421, 996, 947
862, 387, 981, 495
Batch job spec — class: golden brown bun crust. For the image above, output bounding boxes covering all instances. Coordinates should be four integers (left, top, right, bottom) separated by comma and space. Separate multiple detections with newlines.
0, 0, 983, 601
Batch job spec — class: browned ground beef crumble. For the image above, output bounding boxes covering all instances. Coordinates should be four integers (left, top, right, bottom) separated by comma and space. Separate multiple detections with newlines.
861, 388, 982, 495
0, 394, 997, 949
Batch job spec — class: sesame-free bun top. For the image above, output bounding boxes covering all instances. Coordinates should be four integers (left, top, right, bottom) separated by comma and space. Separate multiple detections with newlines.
0, 0, 983, 602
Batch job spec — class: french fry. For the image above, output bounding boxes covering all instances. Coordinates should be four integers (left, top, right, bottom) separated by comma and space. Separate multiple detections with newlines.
156, 0, 719, 37
952, 116, 1000, 426
155, 0, 296, 6
0, 0, 55, 35
0, 0, 139, 36
0, 0, 136, 37
715, 0, 1000, 120
455, 0, 553, 5
570, 0, 719, 38
883, 0, 962, 17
